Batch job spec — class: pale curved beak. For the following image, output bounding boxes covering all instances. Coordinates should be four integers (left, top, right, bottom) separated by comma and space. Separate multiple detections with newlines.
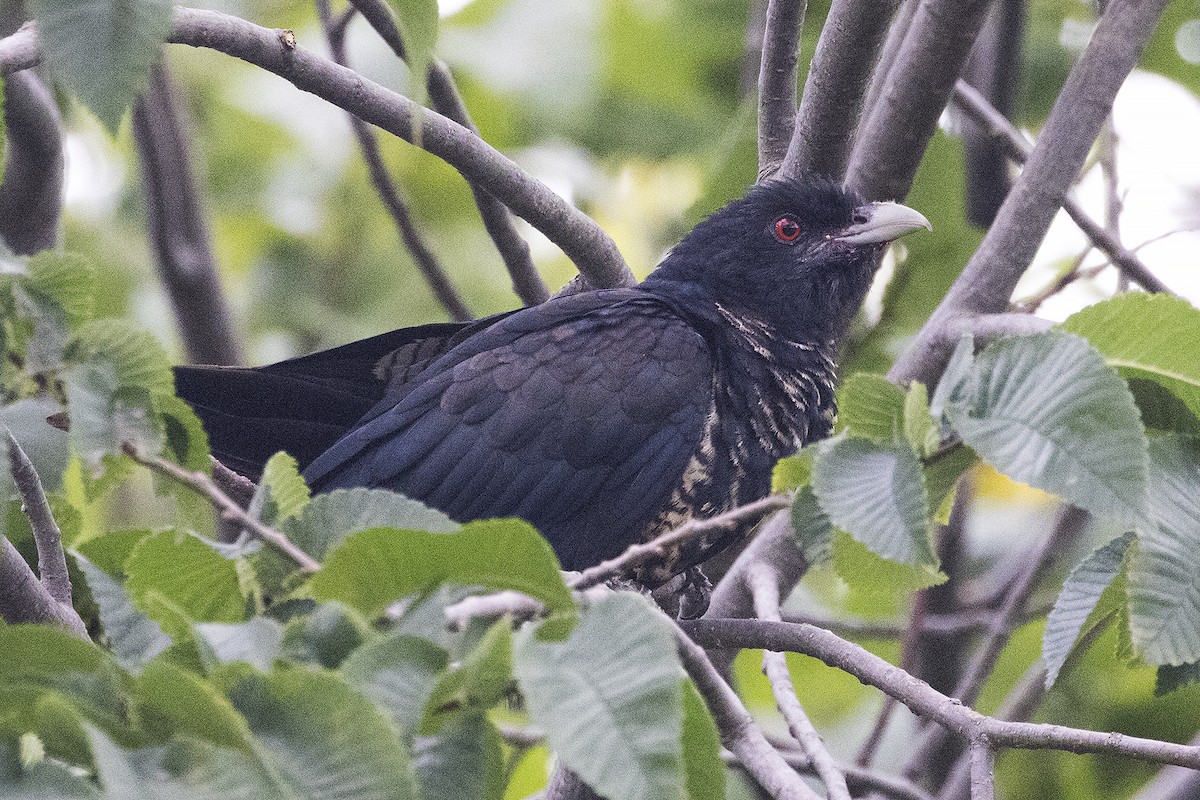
835, 201, 932, 245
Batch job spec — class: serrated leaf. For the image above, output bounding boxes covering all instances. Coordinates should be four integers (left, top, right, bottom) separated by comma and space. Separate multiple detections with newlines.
425, 619, 512, 728
31, 0, 173, 132
836, 373, 905, 442
790, 485, 832, 565
311, 519, 573, 617
75, 555, 171, 671
812, 436, 935, 566
1128, 435, 1200, 666
903, 382, 939, 457
27, 252, 95, 327
923, 443, 977, 523
251, 452, 310, 526
341, 633, 449, 737
124, 531, 246, 627
1062, 293, 1200, 423
1043, 532, 1134, 687
681, 679, 724, 800
195, 619, 285, 672
65, 319, 173, 396
228, 668, 419, 800
75, 529, 151, 577
937, 331, 1149, 526
137, 660, 253, 751
412, 712, 504, 800
514, 592, 683, 800
283, 486, 457, 561
155, 394, 211, 473
282, 602, 370, 669
771, 449, 813, 492
831, 530, 946, 603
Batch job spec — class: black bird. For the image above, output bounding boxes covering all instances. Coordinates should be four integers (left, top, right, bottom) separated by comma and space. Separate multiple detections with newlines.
176, 179, 929, 587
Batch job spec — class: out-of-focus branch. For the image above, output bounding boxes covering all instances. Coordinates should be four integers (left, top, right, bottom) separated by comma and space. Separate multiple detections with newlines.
0, 69, 62, 255
845, 0, 992, 202
750, 564, 850, 800
1130, 733, 1200, 800
781, 0, 899, 180
682, 618, 1200, 769
756, 0, 806, 177
889, 0, 1172, 388
859, 0, 915, 121
318, 2, 473, 322
949, 80, 1170, 295
0, 8, 631, 289
132, 63, 244, 365
672, 617, 823, 800
348, 0, 550, 304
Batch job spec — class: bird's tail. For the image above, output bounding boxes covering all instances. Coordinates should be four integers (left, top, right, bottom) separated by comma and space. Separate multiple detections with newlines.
174, 322, 471, 481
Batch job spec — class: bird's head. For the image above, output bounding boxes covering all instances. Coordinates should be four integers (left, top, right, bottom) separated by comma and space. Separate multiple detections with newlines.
643, 178, 930, 342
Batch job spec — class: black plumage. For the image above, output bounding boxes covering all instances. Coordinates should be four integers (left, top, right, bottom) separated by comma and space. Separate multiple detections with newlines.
176, 178, 929, 586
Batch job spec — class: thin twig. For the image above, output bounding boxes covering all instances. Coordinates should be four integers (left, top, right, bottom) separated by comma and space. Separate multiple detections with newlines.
6, 429, 72, 605
318, 0, 473, 322
890, 0, 1173, 388
736, 739, 937, 800
750, 564, 851, 800
569, 494, 789, 591
682, 618, 1200, 769
948, 80, 1170, 295
132, 63, 243, 366
782, 0, 900, 180
845, 0, 992, 201
347, 0, 550, 304
122, 444, 320, 573
672, 617, 823, 800
756, 0, 806, 177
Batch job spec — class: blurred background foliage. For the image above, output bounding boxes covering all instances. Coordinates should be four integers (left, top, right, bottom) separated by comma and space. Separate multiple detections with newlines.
42, 0, 1200, 797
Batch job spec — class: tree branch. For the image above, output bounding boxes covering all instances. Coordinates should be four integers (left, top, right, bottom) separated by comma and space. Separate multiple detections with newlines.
0, 10, 632, 292
132, 63, 245, 365
735, 744, 937, 800
948, 80, 1170, 294
0, 69, 63, 255
749, 564, 850, 800
845, 0, 992, 201
756, 0, 806, 177
889, 0, 1173, 388
968, 738, 994, 800
122, 444, 320, 573
318, 2, 474, 323
681, 618, 1200, 769
781, 0, 899, 180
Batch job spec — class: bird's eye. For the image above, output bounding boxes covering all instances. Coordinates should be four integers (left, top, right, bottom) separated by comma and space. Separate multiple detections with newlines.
773, 217, 801, 243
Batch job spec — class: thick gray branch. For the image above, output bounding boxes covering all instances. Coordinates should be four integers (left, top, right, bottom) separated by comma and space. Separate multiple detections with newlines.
132, 63, 244, 365
845, 0, 992, 201
781, 0, 899, 180
0, 69, 62, 255
756, 0, 806, 177
890, 0, 1172, 387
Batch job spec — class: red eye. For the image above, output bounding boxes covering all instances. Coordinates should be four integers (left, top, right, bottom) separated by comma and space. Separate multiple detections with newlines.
773, 216, 801, 243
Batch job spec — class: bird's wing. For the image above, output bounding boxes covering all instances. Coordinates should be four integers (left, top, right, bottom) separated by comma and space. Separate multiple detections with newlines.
304, 295, 713, 569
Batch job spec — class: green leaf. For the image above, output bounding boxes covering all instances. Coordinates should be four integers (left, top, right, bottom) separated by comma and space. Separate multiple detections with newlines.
65, 319, 173, 396
1062, 293, 1200, 423
385, 0, 440, 99
195, 619, 285, 672
137, 660, 253, 751
341, 633, 449, 737
789, 485, 832, 566
831, 530, 946, 605
283, 486, 457, 561
812, 436, 935, 566
1155, 661, 1200, 695
836, 373, 905, 442
1128, 435, 1200, 666
75, 528, 151, 577
771, 448, 813, 492
155, 394, 211, 474
681, 679, 724, 800
311, 519, 573, 617
281, 601, 370, 669
412, 712, 504, 800
425, 619, 512, 727
124, 531, 247, 628
903, 382, 939, 457
1042, 532, 1134, 687
31, 0, 173, 132
935, 331, 1149, 526
514, 592, 683, 800
228, 668, 419, 799
0, 625, 104, 678
0, 738, 100, 797
252, 452, 310, 526
75, 555, 171, 671
923, 443, 978, 524
26, 252, 95, 328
